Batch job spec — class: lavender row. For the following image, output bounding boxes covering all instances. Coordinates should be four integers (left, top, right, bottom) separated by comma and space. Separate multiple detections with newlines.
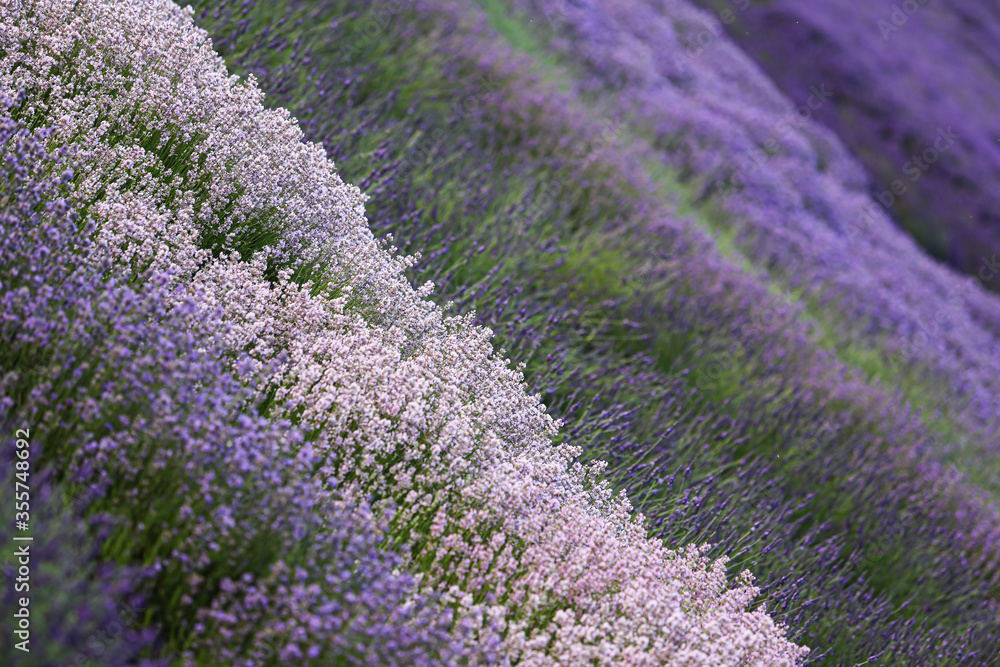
188, 0, 1000, 663
0, 110, 467, 665
1, 0, 808, 663
500, 0, 1000, 490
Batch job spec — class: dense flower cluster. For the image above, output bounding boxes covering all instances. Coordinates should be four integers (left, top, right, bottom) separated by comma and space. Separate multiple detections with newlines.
0, 0, 810, 663
185, 0, 1000, 663
0, 109, 468, 665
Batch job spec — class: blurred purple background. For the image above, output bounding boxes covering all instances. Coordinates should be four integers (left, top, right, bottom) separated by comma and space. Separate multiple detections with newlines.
694, 0, 1000, 285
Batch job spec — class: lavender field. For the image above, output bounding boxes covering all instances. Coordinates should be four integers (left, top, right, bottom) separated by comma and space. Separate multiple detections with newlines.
1, 0, 999, 665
